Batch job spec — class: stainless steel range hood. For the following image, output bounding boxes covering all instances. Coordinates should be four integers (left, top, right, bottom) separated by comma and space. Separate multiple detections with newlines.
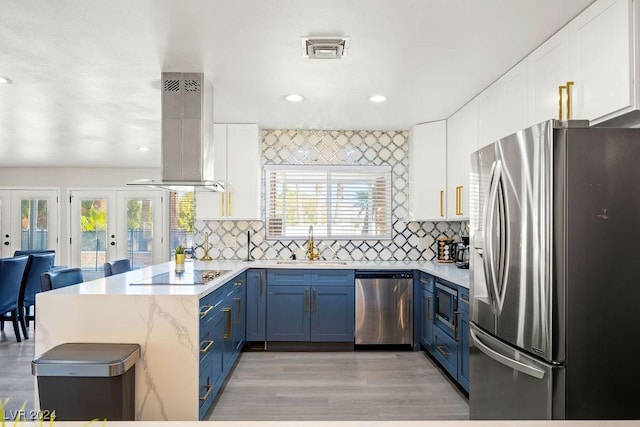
129, 72, 223, 192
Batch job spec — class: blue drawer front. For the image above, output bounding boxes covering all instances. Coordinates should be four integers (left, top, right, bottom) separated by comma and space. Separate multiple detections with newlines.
310, 270, 355, 286
267, 269, 310, 285
433, 326, 458, 379
418, 272, 434, 292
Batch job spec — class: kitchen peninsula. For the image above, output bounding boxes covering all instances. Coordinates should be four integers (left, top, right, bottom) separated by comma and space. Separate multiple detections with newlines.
34, 260, 469, 421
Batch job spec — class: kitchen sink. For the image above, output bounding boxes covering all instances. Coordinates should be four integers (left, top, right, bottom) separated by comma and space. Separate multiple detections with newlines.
276, 260, 348, 266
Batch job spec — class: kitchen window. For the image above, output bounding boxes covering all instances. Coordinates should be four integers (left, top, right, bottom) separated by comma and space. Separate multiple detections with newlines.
265, 165, 392, 240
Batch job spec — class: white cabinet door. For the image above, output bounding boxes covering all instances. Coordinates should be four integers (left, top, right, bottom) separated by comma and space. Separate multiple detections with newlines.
447, 98, 478, 220
501, 60, 529, 137
196, 123, 261, 220
478, 81, 504, 149
528, 27, 570, 125
226, 124, 261, 219
479, 60, 528, 150
409, 121, 447, 220
569, 0, 633, 123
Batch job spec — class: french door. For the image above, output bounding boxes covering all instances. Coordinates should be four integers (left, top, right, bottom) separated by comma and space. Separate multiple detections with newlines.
70, 189, 165, 280
0, 189, 59, 258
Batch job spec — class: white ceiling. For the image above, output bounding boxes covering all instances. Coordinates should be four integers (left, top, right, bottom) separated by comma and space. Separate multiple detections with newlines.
0, 0, 595, 168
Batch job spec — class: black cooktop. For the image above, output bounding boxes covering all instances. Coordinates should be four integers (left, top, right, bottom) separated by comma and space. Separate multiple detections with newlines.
131, 269, 232, 286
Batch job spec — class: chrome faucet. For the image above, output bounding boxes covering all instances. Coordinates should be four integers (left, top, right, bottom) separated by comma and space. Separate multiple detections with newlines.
306, 225, 320, 261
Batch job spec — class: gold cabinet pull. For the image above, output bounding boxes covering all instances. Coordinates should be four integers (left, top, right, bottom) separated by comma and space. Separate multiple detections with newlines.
439, 190, 444, 217
222, 308, 232, 339
234, 297, 241, 323
259, 271, 263, 297
235, 280, 243, 287
436, 345, 451, 357
460, 296, 470, 305
426, 296, 433, 320
558, 85, 565, 121
200, 340, 214, 354
220, 193, 225, 217
454, 310, 460, 341
199, 304, 213, 319
455, 186, 463, 215
227, 193, 232, 216
304, 289, 309, 312
200, 384, 213, 401
566, 81, 574, 120
312, 288, 317, 313
419, 278, 431, 285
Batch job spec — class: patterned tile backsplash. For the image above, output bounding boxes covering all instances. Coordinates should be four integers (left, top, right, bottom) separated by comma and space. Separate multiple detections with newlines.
193, 129, 467, 262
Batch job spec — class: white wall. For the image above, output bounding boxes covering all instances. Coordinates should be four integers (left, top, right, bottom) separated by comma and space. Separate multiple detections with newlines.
0, 167, 161, 264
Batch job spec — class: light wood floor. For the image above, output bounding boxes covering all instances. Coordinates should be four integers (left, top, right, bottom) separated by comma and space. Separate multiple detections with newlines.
0, 329, 468, 421
207, 350, 469, 421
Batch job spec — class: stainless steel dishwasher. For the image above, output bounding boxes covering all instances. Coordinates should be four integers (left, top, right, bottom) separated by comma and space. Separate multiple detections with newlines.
354, 271, 413, 345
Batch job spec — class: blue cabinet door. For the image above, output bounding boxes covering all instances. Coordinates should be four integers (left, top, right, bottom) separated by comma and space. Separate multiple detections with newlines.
420, 287, 435, 352
458, 295, 470, 392
245, 269, 266, 341
458, 310, 469, 392
266, 284, 310, 341
232, 273, 246, 354
310, 285, 355, 342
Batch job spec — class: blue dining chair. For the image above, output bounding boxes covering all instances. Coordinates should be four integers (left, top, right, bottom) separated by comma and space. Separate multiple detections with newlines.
40, 267, 84, 292
13, 249, 55, 257
104, 259, 132, 277
0, 255, 29, 342
17, 252, 55, 339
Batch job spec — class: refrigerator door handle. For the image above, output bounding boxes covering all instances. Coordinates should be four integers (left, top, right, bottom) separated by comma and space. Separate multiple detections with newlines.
483, 160, 501, 313
470, 328, 545, 379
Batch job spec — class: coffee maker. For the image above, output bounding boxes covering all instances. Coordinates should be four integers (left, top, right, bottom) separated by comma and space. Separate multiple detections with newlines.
454, 235, 470, 269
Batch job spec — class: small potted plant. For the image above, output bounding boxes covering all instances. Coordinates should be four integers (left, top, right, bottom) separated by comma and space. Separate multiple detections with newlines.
174, 245, 186, 265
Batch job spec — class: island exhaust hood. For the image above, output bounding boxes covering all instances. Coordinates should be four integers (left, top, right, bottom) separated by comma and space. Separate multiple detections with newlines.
129, 72, 223, 192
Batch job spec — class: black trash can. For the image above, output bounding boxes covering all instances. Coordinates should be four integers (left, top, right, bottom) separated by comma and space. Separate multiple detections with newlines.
32, 343, 141, 421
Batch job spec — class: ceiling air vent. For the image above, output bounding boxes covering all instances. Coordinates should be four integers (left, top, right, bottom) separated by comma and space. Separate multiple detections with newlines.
301, 36, 350, 59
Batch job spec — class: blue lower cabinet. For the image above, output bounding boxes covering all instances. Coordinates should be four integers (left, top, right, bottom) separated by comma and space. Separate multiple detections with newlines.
245, 269, 266, 341
433, 325, 459, 379
457, 310, 470, 392
420, 287, 435, 352
266, 284, 311, 341
266, 269, 355, 343
198, 274, 246, 419
310, 285, 355, 342
198, 359, 214, 420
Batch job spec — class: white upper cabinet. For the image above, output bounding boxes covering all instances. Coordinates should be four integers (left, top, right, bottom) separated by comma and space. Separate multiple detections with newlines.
447, 97, 478, 220
478, 59, 528, 149
409, 121, 447, 221
196, 123, 261, 220
527, 28, 571, 125
568, 0, 634, 123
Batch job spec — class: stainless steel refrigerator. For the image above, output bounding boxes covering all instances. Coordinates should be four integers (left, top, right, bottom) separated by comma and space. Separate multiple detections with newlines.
469, 119, 640, 420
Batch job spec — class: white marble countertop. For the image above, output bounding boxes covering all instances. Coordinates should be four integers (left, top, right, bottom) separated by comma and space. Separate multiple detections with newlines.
45, 259, 469, 299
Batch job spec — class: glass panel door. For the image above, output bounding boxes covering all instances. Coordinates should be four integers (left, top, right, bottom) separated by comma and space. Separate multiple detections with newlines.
117, 191, 163, 269
0, 191, 11, 258
70, 191, 116, 281
71, 189, 164, 280
0, 189, 58, 257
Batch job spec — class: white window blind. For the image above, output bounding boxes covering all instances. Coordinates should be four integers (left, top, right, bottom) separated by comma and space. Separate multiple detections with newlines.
265, 165, 392, 240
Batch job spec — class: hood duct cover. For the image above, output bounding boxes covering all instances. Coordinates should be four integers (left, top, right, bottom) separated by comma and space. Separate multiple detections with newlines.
129, 72, 223, 191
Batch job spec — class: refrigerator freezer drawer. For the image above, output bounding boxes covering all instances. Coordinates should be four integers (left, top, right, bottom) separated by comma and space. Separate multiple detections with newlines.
469, 324, 565, 420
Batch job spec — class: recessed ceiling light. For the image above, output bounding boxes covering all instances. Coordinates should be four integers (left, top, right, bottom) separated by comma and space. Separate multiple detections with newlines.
137, 146, 150, 152
369, 95, 387, 103
285, 94, 305, 102
0, 76, 12, 84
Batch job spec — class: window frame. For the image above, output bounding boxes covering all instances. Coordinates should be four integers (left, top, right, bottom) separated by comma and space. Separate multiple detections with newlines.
264, 164, 393, 241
